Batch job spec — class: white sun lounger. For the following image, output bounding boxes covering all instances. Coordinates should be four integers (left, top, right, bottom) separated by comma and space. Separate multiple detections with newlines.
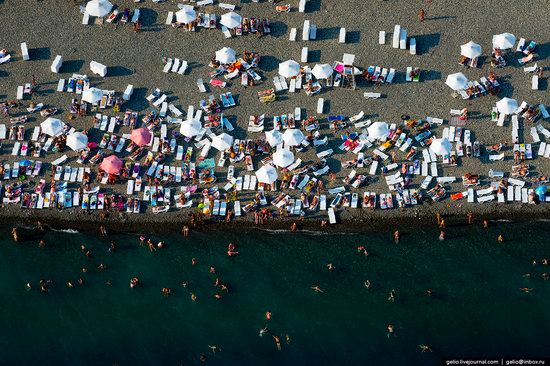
431, 162, 438, 177
339, 28, 346, 43
539, 104, 549, 119
379, 31, 385, 45
165, 11, 174, 25
171, 58, 181, 73
21, 42, 30, 61
369, 160, 378, 175
420, 176, 433, 190
301, 47, 308, 63
409, 38, 416, 55
317, 98, 324, 114
163, 59, 173, 73
299, 0, 307, 12
514, 186, 522, 202
82, 11, 90, 25
364, 92, 382, 99
122, 84, 134, 101
16, 86, 24, 100
51, 154, 68, 166
399, 29, 407, 50
51, 55, 63, 73
90, 61, 107, 77
289, 28, 297, 41
302, 20, 310, 41
392, 25, 400, 48
532, 75, 539, 90
328, 207, 336, 224
309, 24, 317, 39
56, 79, 65, 92
386, 68, 396, 83
497, 113, 505, 127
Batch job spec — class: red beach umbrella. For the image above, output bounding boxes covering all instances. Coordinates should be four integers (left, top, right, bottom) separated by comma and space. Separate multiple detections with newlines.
131, 127, 152, 147
100, 155, 123, 174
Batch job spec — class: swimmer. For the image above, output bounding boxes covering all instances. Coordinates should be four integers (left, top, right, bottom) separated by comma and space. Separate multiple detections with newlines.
85, 250, 91, 258
214, 278, 220, 286
25, 283, 32, 291
273, 335, 282, 351
139, 235, 146, 246
364, 280, 372, 290
191, 293, 197, 302
259, 326, 268, 337
419, 344, 432, 352
78, 278, 84, 286
520, 287, 533, 293
130, 277, 139, 289
311, 285, 324, 293
210, 266, 216, 274
426, 288, 433, 296
357, 246, 366, 252
285, 334, 291, 344
80, 244, 86, 252
199, 353, 206, 363
11, 227, 19, 242
208, 345, 219, 353
394, 230, 400, 243
148, 240, 156, 252
542, 273, 549, 280
387, 324, 395, 338
192, 258, 197, 266
67, 281, 74, 288
105, 280, 112, 285
182, 281, 188, 288
219, 284, 229, 292
38, 240, 45, 248
157, 241, 164, 249
439, 230, 445, 241
483, 219, 489, 228
214, 293, 222, 300
388, 289, 396, 302
327, 263, 335, 271
266, 311, 272, 320
497, 235, 504, 243
82, 267, 88, 273
228, 243, 235, 251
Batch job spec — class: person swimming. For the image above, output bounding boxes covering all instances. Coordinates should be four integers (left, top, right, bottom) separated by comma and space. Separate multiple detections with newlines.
364, 280, 372, 290
394, 230, 400, 243
191, 293, 197, 302
419, 344, 432, 352
311, 285, 324, 293
327, 263, 335, 271
266, 311, 272, 320
387, 324, 395, 338
192, 258, 198, 266
130, 277, 139, 289
273, 335, 282, 351
388, 289, 396, 302
439, 230, 445, 241
259, 326, 268, 337
498, 235, 504, 243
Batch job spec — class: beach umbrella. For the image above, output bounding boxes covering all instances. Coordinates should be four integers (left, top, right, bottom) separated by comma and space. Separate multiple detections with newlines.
430, 138, 452, 156
179, 118, 202, 138
312, 63, 333, 79
220, 11, 242, 29
535, 186, 547, 201
460, 41, 482, 58
175, 7, 196, 24
66, 132, 88, 151
130, 128, 152, 147
215, 47, 236, 64
283, 128, 305, 147
273, 148, 295, 168
367, 122, 389, 139
100, 155, 123, 174
496, 97, 518, 115
82, 87, 103, 104
265, 129, 283, 147
445, 72, 468, 90
493, 33, 516, 50
85, 0, 113, 17
278, 60, 300, 78
255, 165, 278, 184
19, 159, 32, 167
211, 133, 234, 151
40, 117, 64, 136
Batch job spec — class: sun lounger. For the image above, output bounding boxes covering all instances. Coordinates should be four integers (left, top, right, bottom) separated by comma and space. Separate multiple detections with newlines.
430, 162, 438, 177
16, 86, 24, 100
302, 20, 310, 41
409, 38, 416, 55
301, 47, 308, 63
165, 11, 173, 25
20, 42, 30, 61
317, 98, 324, 114
309, 24, 317, 39
364, 92, 382, 99
289, 27, 297, 41
405, 67, 412, 82
379, 30, 386, 45
51, 154, 68, 166
392, 25, 400, 48
50, 55, 63, 73
497, 113, 505, 127
539, 104, 550, 119
298, 0, 307, 12
82, 10, 90, 25
532, 75, 539, 90
90, 61, 107, 77
327, 207, 336, 224
399, 29, 407, 50
316, 148, 333, 159
339, 28, 346, 43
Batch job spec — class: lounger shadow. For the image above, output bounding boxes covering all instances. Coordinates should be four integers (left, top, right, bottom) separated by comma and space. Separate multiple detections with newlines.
62, 60, 85, 74
31, 47, 51, 61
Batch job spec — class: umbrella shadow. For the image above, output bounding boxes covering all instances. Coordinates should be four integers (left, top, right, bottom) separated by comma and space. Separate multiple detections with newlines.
62, 59, 85, 74
415, 33, 440, 55
31, 47, 51, 61
124, 87, 149, 112
269, 21, 288, 38
139, 8, 159, 28
260, 55, 281, 72
537, 41, 550, 62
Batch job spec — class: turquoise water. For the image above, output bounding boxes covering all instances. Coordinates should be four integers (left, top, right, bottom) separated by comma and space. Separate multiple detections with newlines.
0, 222, 549, 365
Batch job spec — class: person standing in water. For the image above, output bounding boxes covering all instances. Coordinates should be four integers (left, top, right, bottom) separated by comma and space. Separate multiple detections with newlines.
394, 230, 400, 243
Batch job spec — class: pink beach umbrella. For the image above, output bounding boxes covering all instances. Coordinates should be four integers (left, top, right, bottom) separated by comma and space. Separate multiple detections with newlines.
100, 155, 123, 174
131, 128, 152, 147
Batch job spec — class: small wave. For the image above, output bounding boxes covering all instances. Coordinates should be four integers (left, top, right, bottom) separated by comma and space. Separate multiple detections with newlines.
257, 228, 356, 236
537, 219, 550, 222
493, 219, 513, 223
49, 228, 80, 234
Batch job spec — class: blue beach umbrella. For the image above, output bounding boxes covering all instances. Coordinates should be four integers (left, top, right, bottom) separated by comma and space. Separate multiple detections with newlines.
535, 186, 547, 201
19, 159, 32, 167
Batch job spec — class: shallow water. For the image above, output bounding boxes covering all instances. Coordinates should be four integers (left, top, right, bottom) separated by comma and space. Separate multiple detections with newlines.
0, 222, 549, 365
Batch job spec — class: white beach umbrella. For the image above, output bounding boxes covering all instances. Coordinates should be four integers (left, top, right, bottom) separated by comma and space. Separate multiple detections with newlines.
430, 138, 452, 156
493, 33, 516, 50
215, 47, 236, 64
496, 97, 518, 115
85, 0, 113, 17
283, 129, 305, 147
278, 60, 300, 78
273, 148, 295, 168
445, 72, 468, 90
211, 133, 234, 151
175, 7, 196, 24
265, 129, 283, 147
220, 11, 242, 29
66, 132, 88, 151
179, 118, 202, 138
367, 122, 389, 139
82, 87, 103, 104
460, 41, 482, 58
255, 165, 278, 184
312, 63, 334, 79
40, 117, 64, 137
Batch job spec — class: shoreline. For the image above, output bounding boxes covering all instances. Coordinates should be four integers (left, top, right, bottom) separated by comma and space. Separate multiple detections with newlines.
4, 203, 545, 236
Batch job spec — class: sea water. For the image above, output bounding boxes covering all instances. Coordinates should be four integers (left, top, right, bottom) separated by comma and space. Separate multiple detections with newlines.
0, 221, 549, 365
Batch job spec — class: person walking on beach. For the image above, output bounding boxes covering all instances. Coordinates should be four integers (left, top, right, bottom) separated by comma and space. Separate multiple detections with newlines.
181, 225, 189, 237
436, 212, 441, 225
418, 9, 426, 22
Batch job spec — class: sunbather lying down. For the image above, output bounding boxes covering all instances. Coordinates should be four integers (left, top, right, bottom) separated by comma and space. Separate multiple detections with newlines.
463, 173, 479, 185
